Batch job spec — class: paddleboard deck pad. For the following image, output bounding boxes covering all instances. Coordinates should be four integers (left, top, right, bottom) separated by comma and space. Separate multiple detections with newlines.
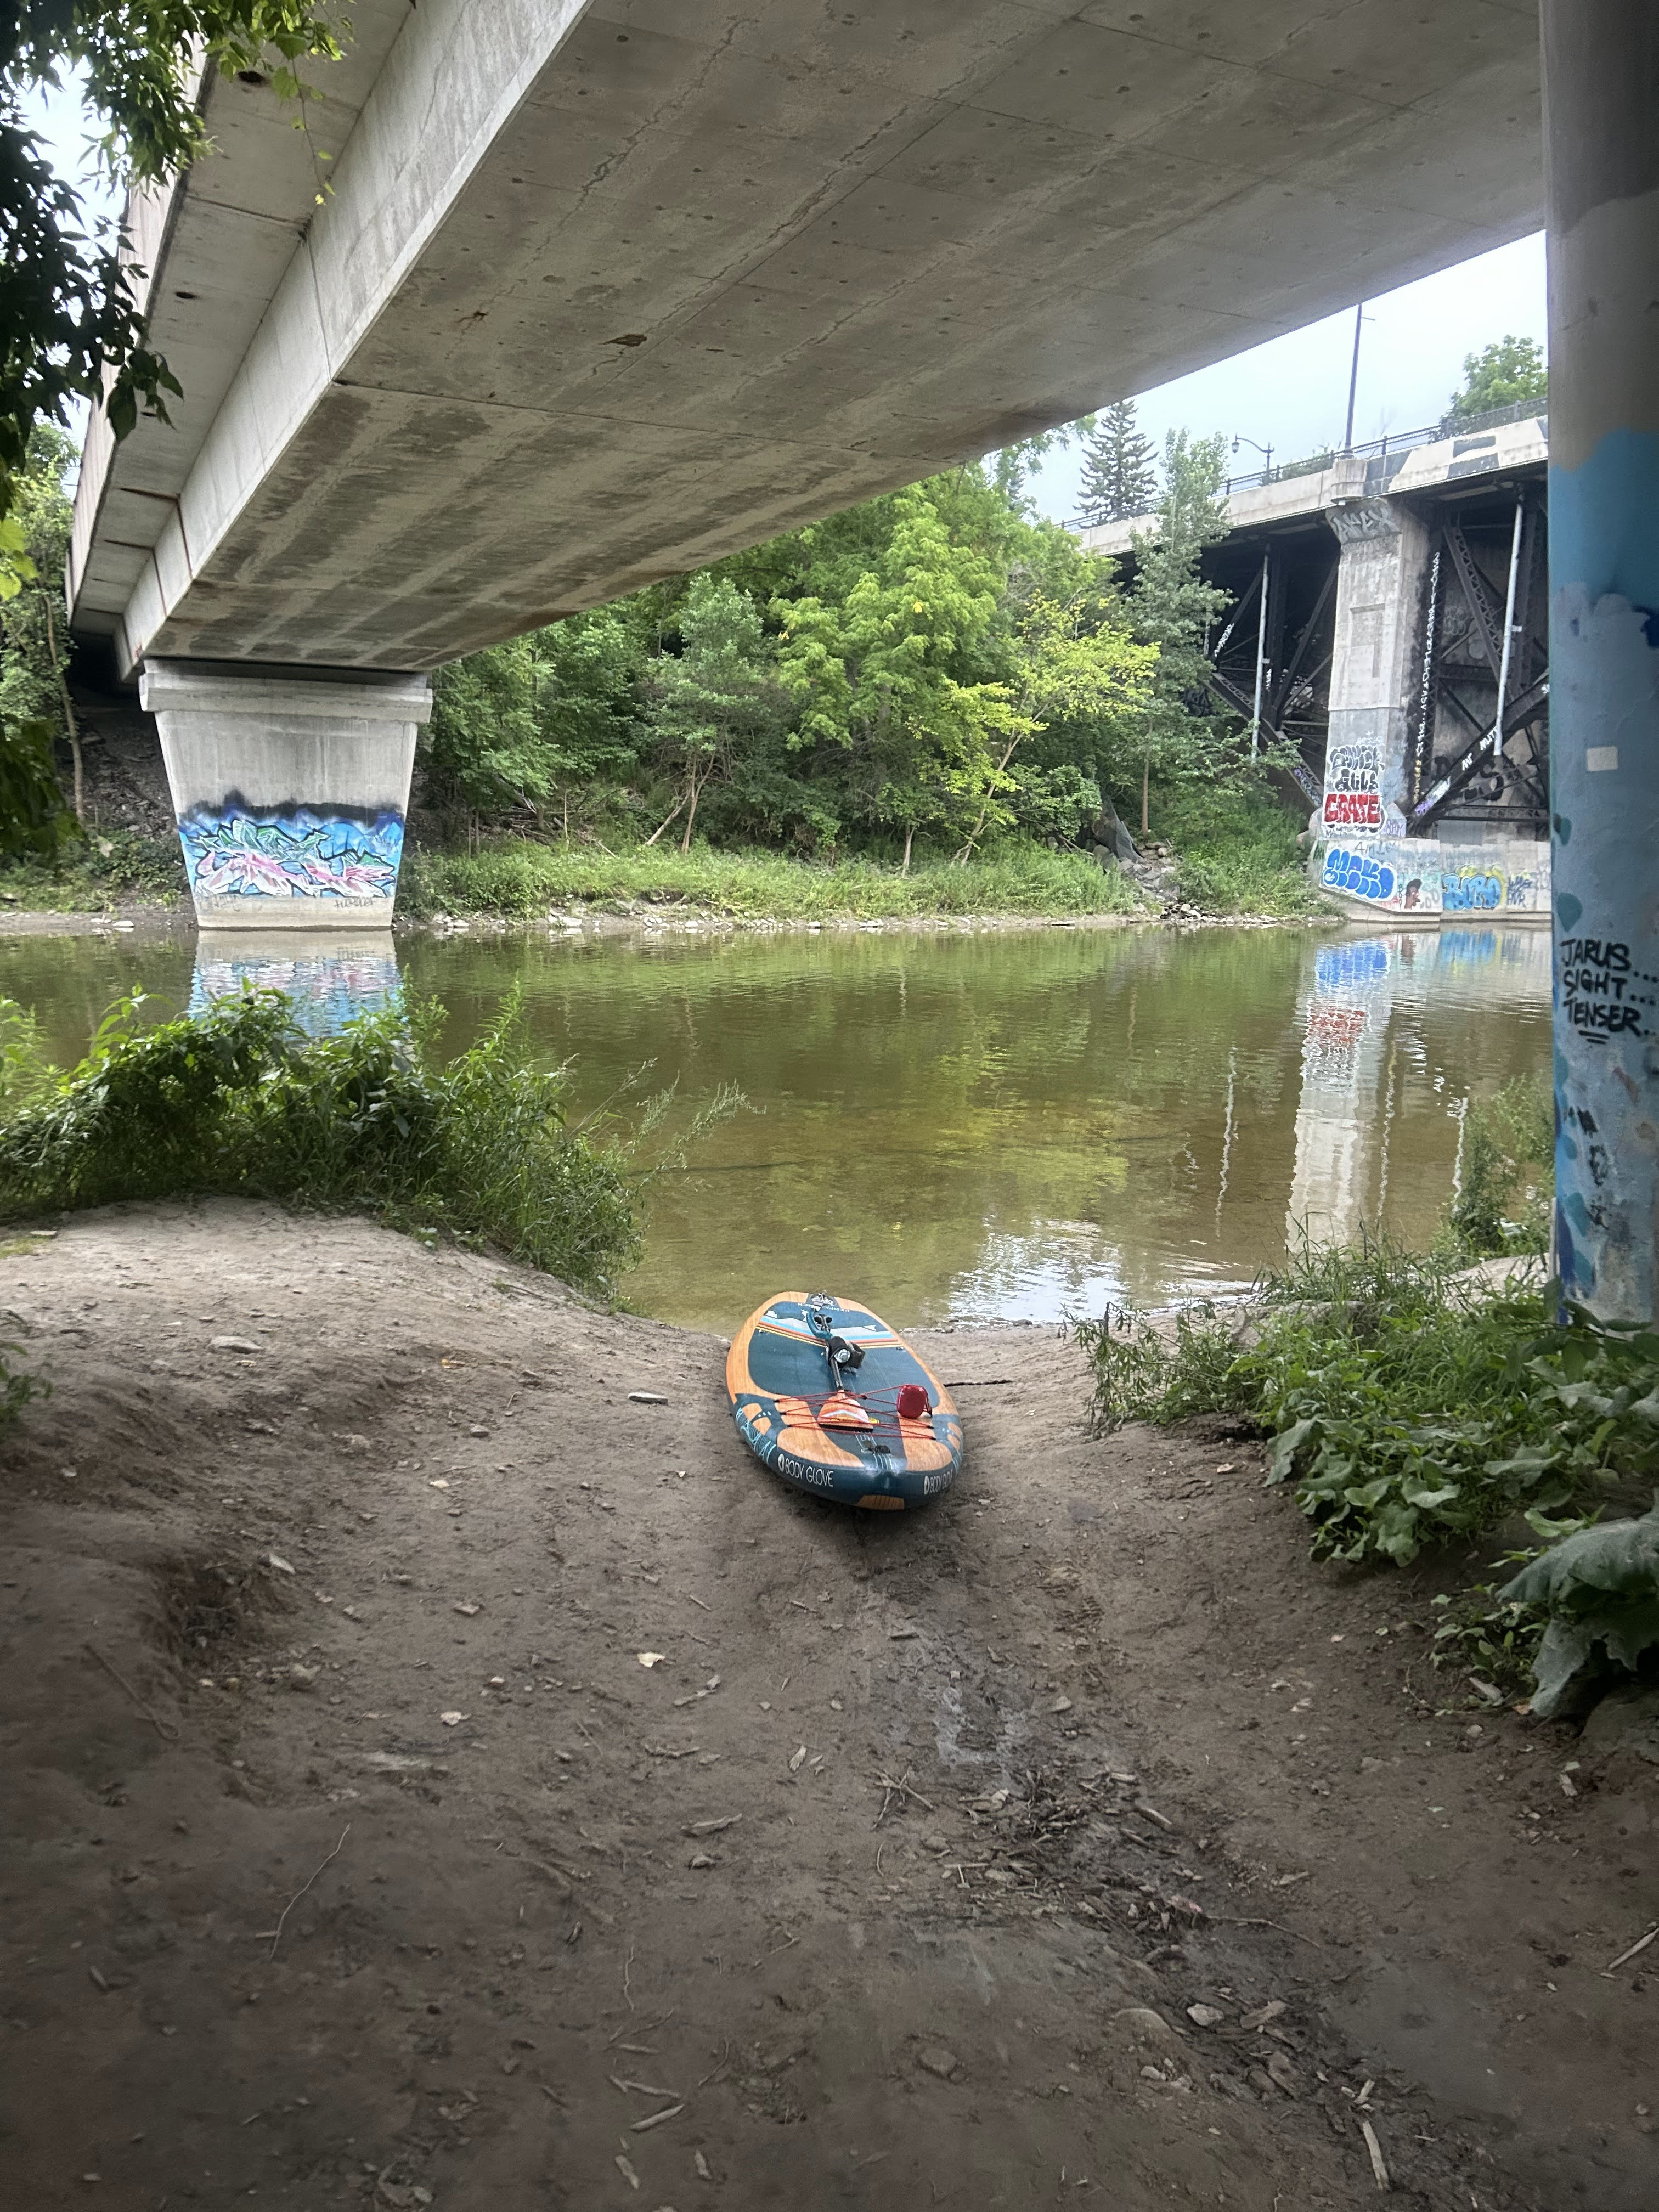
726, 1293, 962, 1509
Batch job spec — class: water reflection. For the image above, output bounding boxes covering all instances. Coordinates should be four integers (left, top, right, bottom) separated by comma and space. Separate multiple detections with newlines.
0, 921, 1553, 1329
189, 930, 403, 1036
1289, 927, 1551, 1255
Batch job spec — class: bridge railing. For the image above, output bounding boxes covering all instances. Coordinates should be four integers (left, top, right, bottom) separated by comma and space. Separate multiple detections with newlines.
1221, 396, 1549, 496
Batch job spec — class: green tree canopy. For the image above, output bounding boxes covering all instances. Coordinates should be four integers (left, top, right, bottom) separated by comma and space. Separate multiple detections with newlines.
0, 424, 82, 851
1, 3, 347, 568
1446, 335, 1548, 424
1124, 430, 1235, 831
645, 576, 788, 853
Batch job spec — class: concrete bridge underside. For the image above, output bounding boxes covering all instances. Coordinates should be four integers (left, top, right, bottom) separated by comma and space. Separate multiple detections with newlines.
68, 1, 1543, 677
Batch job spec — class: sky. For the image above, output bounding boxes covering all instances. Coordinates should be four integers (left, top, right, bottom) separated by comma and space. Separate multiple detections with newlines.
21, 69, 1546, 518
1026, 231, 1548, 523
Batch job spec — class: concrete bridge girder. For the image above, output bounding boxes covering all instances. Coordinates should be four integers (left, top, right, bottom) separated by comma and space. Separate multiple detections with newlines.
70, 2, 1544, 681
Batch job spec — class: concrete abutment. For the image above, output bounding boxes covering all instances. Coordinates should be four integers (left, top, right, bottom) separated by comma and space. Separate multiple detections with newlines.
138, 662, 432, 929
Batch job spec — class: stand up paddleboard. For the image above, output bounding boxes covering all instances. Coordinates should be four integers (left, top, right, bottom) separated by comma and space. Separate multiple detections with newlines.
726, 1293, 962, 1509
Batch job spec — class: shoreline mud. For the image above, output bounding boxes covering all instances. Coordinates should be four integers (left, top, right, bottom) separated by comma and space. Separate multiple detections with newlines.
0, 1200, 1649, 2209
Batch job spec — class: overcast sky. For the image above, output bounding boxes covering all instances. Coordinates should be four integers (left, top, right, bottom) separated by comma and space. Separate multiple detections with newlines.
24, 71, 1546, 523
1025, 230, 1548, 523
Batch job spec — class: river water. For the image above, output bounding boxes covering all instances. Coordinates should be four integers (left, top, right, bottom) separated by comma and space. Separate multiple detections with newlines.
0, 920, 1551, 1330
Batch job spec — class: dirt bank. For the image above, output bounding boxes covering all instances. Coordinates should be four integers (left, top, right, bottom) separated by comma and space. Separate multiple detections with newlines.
1, 1205, 1651, 2211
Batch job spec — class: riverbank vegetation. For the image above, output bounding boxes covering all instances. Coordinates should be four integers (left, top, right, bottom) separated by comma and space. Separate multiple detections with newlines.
401, 838, 1142, 924
2, 422, 1321, 922
1073, 1085, 1659, 1724
1073, 1237, 1659, 1717
0, 987, 652, 1300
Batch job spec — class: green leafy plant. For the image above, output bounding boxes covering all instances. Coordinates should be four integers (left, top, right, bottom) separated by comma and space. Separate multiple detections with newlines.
1441, 1072, 1553, 1260
1071, 1234, 1659, 1573
1499, 1496, 1659, 1717
0, 985, 651, 1299
1070, 1299, 1252, 1434
0, 1337, 39, 1424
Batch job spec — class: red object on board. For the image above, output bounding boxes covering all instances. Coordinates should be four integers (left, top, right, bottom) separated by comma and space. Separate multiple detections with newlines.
896, 1383, 930, 1421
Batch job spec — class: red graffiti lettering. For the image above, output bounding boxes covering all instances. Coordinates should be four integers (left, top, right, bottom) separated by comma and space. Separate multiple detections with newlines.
1323, 792, 1383, 828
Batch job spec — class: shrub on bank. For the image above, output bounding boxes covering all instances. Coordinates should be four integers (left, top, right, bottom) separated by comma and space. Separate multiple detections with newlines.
0, 987, 641, 1299
399, 836, 1143, 923
1155, 782, 1325, 917
1070, 1237, 1659, 1714
0, 827, 187, 911
1441, 1073, 1553, 1261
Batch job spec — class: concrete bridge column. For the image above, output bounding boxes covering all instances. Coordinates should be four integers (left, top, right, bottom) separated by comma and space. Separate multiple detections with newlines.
1319, 498, 1432, 845
1542, 2, 1659, 1321
138, 662, 432, 930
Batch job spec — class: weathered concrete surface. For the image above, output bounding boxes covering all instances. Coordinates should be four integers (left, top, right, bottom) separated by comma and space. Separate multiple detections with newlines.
140, 662, 431, 927
70, 1, 1543, 675
1543, 0, 1659, 1323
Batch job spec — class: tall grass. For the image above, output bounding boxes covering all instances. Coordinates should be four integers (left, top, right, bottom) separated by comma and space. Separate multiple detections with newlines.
1155, 782, 1325, 917
0, 986, 645, 1299
400, 837, 1144, 922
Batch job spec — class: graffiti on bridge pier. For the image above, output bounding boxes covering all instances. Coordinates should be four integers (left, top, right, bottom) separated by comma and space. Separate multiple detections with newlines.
1559, 935, 1657, 1040
1318, 838, 1547, 916
1321, 845, 1398, 904
1322, 741, 1384, 832
178, 804, 405, 908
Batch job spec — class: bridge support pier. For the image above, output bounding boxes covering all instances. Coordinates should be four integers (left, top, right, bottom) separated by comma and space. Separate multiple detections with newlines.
1543, 2, 1659, 1321
139, 662, 432, 930
1321, 498, 1431, 844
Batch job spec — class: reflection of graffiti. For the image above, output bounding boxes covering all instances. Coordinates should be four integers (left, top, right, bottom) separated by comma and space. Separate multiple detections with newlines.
1305, 1002, 1368, 1070
1322, 846, 1396, 901
1315, 941, 1390, 992
1441, 870, 1504, 913
1438, 930, 1498, 966
190, 947, 402, 1037
178, 806, 404, 905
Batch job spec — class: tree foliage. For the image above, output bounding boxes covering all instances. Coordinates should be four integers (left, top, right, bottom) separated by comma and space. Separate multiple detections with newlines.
1122, 430, 1235, 827
0, 424, 79, 853
1076, 400, 1159, 527
1446, 335, 1548, 424
416, 452, 1249, 868
1, 4, 348, 552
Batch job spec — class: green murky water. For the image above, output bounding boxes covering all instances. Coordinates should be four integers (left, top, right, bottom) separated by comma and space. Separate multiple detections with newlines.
0, 920, 1551, 1330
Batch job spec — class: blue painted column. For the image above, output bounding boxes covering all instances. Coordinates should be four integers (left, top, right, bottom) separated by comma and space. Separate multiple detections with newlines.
1545, 3, 1659, 1320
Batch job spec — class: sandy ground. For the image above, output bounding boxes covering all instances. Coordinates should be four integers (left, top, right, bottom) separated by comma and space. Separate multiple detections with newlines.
1, 1203, 1654, 2212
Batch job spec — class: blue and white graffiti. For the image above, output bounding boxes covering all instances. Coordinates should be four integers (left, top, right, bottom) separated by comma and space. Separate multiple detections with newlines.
1440, 870, 1504, 913
178, 807, 404, 906
1321, 846, 1396, 902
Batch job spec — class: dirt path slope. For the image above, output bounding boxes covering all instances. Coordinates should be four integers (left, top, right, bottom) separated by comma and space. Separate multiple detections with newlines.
0, 1204, 1652, 2211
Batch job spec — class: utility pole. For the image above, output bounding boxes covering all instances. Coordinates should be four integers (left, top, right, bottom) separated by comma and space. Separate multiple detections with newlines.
1343, 302, 1364, 451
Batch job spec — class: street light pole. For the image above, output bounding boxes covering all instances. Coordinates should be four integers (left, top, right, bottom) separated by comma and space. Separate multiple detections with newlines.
1344, 301, 1365, 451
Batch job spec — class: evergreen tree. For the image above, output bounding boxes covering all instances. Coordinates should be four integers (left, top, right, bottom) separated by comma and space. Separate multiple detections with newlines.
1076, 400, 1159, 527
1124, 430, 1234, 833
